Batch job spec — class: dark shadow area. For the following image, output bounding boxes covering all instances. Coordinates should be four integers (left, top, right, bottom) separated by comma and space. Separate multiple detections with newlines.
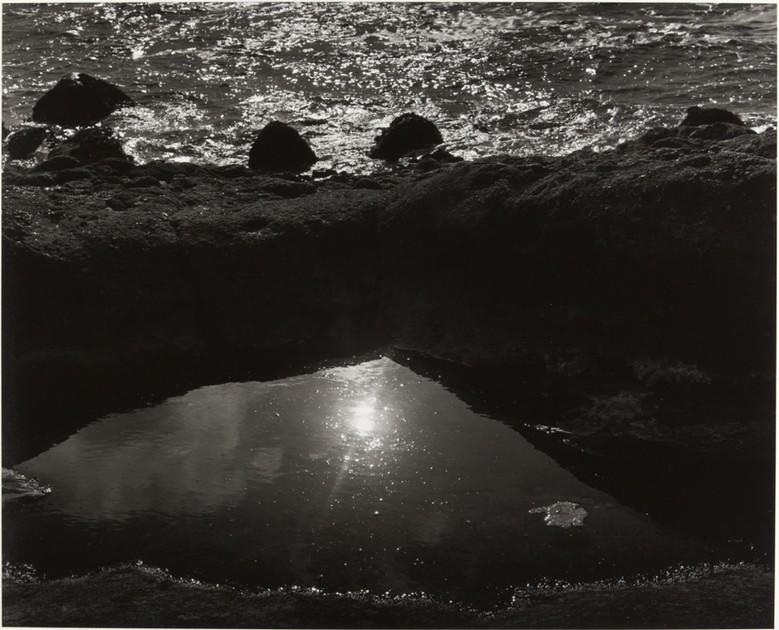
388, 348, 775, 562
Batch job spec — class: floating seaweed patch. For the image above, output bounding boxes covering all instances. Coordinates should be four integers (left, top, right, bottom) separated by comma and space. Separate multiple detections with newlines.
529, 501, 587, 528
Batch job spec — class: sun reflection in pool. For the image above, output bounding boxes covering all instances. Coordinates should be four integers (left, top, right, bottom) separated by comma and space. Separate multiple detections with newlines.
350, 400, 378, 436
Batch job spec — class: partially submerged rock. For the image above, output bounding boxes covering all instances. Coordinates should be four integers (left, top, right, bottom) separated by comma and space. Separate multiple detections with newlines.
680, 105, 745, 127
32, 73, 134, 127
638, 107, 758, 148
370, 112, 443, 161
5, 127, 48, 159
49, 128, 131, 165
248, 121, 317, 173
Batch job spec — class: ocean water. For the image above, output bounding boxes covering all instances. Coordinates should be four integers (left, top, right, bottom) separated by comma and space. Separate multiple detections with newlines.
2, 2, 776, 173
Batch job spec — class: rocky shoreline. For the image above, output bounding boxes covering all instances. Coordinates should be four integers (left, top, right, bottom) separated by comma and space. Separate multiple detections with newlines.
2, 561, 773, 628
3, 117, 776, 626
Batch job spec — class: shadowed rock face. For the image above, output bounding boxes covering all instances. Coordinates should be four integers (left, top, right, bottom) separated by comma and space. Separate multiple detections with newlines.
370, 113, 444, 161
49, 128, 131, 165
680, 105, 745, 127
31, 73, 134, 127
5, 127, 48, 159
248, 121, 318, 173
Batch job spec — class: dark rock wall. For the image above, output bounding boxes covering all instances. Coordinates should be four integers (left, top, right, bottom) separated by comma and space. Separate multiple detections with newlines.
2, 131, 775, 466
380, 146, 776, 379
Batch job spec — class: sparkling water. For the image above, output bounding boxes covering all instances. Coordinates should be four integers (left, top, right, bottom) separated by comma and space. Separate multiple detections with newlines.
2, 3, 776, 172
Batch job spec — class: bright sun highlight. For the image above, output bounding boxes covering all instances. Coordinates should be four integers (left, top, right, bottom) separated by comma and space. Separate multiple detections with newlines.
350, 401, 377, 435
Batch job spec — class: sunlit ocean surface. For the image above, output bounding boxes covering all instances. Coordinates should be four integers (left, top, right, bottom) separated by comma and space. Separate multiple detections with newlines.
2, 3, 776, 173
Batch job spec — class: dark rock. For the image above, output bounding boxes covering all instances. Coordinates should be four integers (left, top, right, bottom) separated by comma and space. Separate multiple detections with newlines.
8, 172, 57, 186
370, 113, 444, 161
312, 168, 337, 179
5, 127, 48, 159
261, 178, 316, 199
650, 137, 690, 150
209, 164, 252, 179
638, 127, 678, 145
680, 106, 745, 127
2, 123, 10, 139
89, 156, 135, 175
415, 156, 443, 172
688, 122, 756, 141
424, 147, 462, 163
32, 73, 134, 127
133, 161, 198, 182
170, 175, 198, 191
32, 155, 82, 172
126, 176, 161, 189
353, 177, 383, 190
106, 191, 137, 211
248, 121, 318, 173
716, 129, 776, 158
49, 128, 130, 165
52, 168, 91, 185
754, 129, 776, 158
677, 154, 712, 168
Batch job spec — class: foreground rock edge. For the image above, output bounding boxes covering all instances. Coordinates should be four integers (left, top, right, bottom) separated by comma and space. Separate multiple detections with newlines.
2, 561, 773, 628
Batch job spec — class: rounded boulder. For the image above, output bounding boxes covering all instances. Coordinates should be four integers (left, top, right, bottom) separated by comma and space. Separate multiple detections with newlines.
32, 73, 134, 127
248, 121, 318, 173
680, 106, 745, 127
5, 127, 48, 159
370, 113, 443, 161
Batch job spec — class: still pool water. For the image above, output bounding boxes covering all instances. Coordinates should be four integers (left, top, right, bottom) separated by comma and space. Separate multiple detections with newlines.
6, 357, 712, 606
